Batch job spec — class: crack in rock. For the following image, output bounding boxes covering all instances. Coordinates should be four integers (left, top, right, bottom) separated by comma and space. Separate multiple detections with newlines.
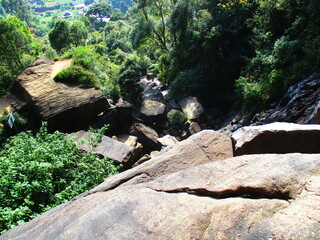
148, 186, 292, 201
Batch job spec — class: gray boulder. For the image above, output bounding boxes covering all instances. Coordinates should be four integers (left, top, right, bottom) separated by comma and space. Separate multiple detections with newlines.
130, 123, 162, 151
232, 122, 320, 156
140, 99, 166, 125
70, 130, 132, 164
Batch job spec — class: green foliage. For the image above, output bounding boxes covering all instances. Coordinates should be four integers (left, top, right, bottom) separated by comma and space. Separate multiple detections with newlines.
71, 46, 100, 71
0, 110, 28, 144
48, 19, 70, 52
1, 0, 34, 25
0, 16, 35, 96
86, 2, 112, 30
54, 65, 98, 88
117, 53, 151, 106
236, 0, 320, 112
0, 123, 119, 234
69, 21, 88, 47
118, 68, 143, 106
104, 20, 133, 53
168, 111, 187, 130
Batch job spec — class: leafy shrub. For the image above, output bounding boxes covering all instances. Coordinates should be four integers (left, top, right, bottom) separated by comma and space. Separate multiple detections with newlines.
118, 69, 143, 106
168, 111, 187, 130
54, 65, 98, 88
0, 123, 119, 234
71, 46, 100, 71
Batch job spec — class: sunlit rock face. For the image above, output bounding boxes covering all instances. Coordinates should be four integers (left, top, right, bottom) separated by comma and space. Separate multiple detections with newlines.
13, 58, 110, 132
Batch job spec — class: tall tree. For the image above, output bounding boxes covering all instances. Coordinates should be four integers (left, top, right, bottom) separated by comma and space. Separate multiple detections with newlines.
0, 16, 33, 74
70, 21, 88, 47
0, 16, 34, 96
86, 2, 112, 30
48, 20, 70, 52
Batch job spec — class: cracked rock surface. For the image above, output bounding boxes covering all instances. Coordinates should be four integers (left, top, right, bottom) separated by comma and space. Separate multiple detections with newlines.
2, 132, 320, 239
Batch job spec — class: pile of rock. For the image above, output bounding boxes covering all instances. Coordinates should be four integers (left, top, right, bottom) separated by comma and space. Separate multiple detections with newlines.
2, 122, 320, 240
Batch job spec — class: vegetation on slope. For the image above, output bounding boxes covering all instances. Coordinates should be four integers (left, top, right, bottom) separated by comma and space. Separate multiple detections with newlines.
0, 123, 119, 234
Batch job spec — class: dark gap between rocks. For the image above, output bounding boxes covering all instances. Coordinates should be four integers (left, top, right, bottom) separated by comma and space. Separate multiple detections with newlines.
149, 186, 292, 201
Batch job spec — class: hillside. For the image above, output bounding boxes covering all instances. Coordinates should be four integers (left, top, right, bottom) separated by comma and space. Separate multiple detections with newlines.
0, 0, 320, 236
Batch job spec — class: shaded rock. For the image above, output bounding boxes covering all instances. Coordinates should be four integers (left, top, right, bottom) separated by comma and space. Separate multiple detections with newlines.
133, 154, 151, 167
94, 99, 132, 133
178, 96, 204, 119
130, 123, 161, 151
253, 72, 320, 124
188, 121, 201, 135
140, 99, 166, 126
232, 122, 320, 156
166, 99, 180, 112
13, 58, 110, 132
3, 153, 320, 240
116, 134, 143, 163
158, 134, 179, 147
70, 130, 132, 164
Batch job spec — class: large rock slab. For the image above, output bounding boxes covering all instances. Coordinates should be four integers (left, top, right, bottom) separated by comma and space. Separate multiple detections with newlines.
70, 130, 132, 164
13, 58, 110, 132
2, 153, 320, 240
232, 122, 320, 156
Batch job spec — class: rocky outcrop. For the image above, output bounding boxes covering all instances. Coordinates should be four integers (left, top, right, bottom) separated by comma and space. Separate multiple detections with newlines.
70, 130, 132, 164
232, 122, 320, 156
2, 152, 320, 240
12, 58, 110, 132
178, 96, 204, 120
253, 72, 320, 124
84, 130, 233, 192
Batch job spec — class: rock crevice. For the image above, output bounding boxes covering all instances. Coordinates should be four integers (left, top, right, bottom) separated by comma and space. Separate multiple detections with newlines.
148, 186, 292, 201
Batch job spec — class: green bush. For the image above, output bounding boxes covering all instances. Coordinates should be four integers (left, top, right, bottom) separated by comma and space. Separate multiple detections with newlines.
168, 111, 187, 130
54, 65, 98, 88
0, 123, 120, 234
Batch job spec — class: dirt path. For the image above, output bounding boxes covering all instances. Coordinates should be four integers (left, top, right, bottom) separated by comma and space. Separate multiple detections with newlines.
51, 59, 72, 79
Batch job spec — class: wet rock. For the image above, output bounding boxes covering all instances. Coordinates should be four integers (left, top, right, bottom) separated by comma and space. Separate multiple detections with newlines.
253, 73, 320, 124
